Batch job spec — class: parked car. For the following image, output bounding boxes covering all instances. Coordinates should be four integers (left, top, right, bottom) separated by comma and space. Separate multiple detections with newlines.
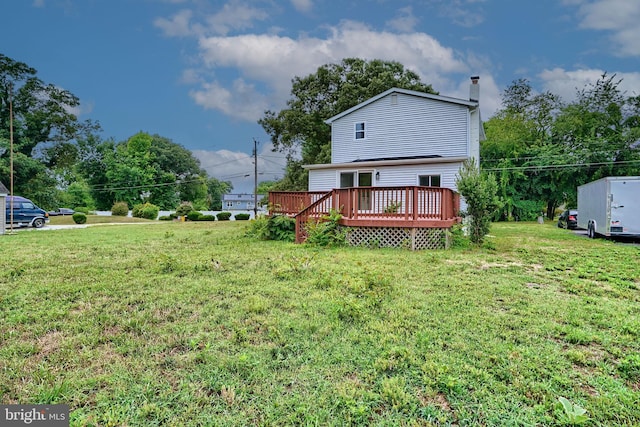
48, 208, 75, 216
557, 209, 578, 230
5, 196, 50, 228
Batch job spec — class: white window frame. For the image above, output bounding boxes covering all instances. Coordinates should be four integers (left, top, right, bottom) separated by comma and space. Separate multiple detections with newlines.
418, 174, 441, 187
225, 201, 234, 208
354, 121, 366, 140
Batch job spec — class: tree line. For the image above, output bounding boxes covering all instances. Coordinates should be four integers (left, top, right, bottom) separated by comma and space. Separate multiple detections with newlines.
0, 53, 232, 211
483, 74, 640, 219
259, 59, 640, 220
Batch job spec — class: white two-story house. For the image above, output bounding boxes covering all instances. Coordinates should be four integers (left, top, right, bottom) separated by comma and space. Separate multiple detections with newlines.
305, 77, 483, 193
270, 77, 484, 249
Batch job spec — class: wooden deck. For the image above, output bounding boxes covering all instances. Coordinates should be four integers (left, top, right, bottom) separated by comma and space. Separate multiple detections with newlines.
269, 186, 460, 244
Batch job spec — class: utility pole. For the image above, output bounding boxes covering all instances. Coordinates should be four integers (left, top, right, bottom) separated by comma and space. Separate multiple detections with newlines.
253, 138, 259, 218
9, 83, 14, 233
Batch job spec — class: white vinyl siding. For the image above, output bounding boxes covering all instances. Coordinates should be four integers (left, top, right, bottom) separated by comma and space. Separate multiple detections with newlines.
308, 162, 463, 193
376, 163, 461, 191
331, 92, 469, 164
308, 169, 337, 192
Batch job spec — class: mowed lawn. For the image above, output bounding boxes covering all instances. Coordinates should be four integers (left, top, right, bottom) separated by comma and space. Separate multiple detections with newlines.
0, 221, 638, 426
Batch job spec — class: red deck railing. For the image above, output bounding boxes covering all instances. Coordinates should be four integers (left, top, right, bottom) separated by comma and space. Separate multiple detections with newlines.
270, 187, 460, 243
268, 191, 328, 216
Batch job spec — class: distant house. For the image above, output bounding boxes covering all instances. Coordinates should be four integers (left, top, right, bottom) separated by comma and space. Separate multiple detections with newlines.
222, 193, 265, 211
269, 77, 485, 249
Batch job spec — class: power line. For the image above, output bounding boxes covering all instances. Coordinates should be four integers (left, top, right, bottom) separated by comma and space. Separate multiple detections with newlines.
483, 159, 640, 172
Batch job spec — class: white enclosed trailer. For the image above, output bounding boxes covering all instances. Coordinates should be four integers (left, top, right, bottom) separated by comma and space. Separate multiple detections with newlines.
577, 176, 640, 239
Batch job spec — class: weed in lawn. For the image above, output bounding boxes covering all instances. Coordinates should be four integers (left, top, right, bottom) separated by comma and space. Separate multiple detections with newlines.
557, 396, 590, 425
156, 253, 179, 273
380, 376, 415, 411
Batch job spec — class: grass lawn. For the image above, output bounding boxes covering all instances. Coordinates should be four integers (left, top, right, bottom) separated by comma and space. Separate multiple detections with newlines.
0, 221, 638, 426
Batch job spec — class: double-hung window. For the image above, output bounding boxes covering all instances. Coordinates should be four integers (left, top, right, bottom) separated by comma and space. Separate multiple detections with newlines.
355, 122, 365, 140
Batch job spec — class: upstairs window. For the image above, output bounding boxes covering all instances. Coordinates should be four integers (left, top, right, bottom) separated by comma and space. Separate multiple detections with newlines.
355, 122, 365, 139
419, 175, 441, 187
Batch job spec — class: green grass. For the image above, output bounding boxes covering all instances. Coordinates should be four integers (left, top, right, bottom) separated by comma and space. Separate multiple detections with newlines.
1, 221, 639, 426
48, 214, 154, 226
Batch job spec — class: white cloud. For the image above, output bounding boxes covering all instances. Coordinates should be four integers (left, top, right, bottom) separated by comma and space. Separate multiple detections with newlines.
155, 2, 269, 38
539, 67, 640, 102
433, 0, 486, 28
154, 9, 194, 37
195, 20, 469, 120
205, 1, 269, 36
290, 0, 313, 13
189, 78, 269, 122
179, 68, 204, 85
386, 7, 419, 33
193, 143, 287, 193
571, 0, 640, 56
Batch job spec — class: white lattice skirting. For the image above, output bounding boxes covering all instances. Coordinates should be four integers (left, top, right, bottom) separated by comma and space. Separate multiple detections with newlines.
346, 226, 450, 250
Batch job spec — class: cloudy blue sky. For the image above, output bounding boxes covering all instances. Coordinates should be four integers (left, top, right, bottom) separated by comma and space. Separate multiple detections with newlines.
2, 0, 639, 192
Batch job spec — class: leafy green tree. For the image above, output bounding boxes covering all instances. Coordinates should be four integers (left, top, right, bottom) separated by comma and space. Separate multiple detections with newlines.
259, 58, 436, 189
553, 73, 640, 182
256, 180, 278, 195
482, 79, 570, 219
456, 159, 500, 244
0, 53, 98, 204
206, 177, 232, 210
104, 132, 156, 208
76, 135, 115, 210
77, 132, 210, 210
149, 134, 207, 204
60, 180, 95, 209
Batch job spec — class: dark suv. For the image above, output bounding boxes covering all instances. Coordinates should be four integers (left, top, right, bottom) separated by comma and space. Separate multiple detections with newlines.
557, 209, 578, 230
5, 196, 49, 228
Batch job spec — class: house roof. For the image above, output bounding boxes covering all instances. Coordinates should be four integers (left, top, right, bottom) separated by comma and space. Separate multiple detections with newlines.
304, 156, 468, 170
222, 193, 264, 201
0, 181, 8, 195
324, 87, 479, 124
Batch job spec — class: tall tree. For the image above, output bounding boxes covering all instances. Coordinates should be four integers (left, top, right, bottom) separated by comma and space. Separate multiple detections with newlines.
553, 73, 640, 183
0, 53, 99, 205
207, 177, 232, 210
482, 79, 568, 219
77, 132, 213, 210
483, 75, 640, 220
259, 58, 436, 189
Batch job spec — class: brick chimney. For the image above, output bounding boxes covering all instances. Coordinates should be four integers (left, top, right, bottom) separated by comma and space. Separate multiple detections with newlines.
470, 76, 480, 102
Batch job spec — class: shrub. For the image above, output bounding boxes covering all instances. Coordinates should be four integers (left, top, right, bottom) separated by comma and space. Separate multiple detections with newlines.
187, 211, 202, 221
158, 215, 173, 221
305, 209, 348, 247
111, 201, 129, 216
132, 202, 159, 220
72, 213, 87, 224
245, 214, 295, 242
175, 202, 193, 217
199, 215, 216, 221
74, 206, 90, 214
235, 213, 250, 221
216, 212, 232, 221
455, 159, 501, 245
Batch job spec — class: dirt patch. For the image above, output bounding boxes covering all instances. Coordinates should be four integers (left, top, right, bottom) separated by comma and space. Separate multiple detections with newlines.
37, 331, 64, 357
